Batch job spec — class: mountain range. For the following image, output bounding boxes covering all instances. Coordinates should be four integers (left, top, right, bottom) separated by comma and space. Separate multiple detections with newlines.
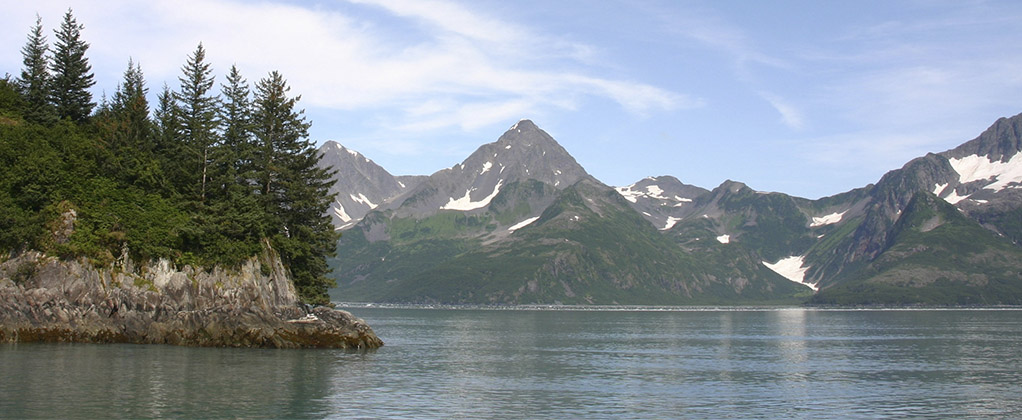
319, 116, 1022, 305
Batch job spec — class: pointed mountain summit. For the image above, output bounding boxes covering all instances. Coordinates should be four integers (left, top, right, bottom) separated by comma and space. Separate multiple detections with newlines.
484, 119, 589, 188
930, 114, 1022, 206
932, 114, 1022, 243
317, 141, 420, 229
946, 113, 1022, 162
387, 119, 589, 217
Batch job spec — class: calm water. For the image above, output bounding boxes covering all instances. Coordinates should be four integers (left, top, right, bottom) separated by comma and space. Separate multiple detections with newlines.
2, 308, 1021, 419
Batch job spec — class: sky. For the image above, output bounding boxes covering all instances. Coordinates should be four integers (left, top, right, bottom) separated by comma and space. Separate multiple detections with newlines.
4, 0, 1022, 199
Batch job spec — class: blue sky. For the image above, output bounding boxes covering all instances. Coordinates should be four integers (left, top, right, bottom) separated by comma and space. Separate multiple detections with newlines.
4, 0, 1022, 198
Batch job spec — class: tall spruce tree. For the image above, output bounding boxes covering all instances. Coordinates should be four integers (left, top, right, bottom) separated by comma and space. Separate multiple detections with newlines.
154, 83, 179, 152
252, 71, 337, 304
218, 64, 255, 192
174, 43, 220, 204
49, 9, 95, 123
203, 64, 265, 264
99, 59, 160, 188
109, 59, 152, 150
17, 15, 55, 125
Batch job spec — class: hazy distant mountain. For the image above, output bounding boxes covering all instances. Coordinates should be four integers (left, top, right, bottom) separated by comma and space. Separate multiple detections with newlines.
320, 114, 1022, 305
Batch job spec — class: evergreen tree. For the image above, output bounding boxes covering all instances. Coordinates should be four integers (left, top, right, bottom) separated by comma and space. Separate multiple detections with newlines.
218, 64, 255, 192
203, 64, 265, 264
252, 71, 337, 304
154, 83, 179, 149
174, 43, 220, 204
153, 82, 193, 202
110, 59, 152, 150
17, 15, 55, 125
49, 9, 95, 123
97, 59, 160, 188
0, 76, 24, 116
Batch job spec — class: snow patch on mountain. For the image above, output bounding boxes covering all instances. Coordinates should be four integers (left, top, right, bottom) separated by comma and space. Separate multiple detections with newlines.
333, 201, 352, 223
615, 186, 642, 203
615, 183, 687, 204
480, 161, 493, 174
716, 234, 730, 244
349, 193, 378, 209
508, 216, 541, 232
441, 180, 504, 211
810, 210, 846, 227
933, 183, 948, 196
662, 216, 681, 230
762, 256, 817, 291
646, 185, 665, 198
943, 189, 970, 205
948, 152, 1022, 192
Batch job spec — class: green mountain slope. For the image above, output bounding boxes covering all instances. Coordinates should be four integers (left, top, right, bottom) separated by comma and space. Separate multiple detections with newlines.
331, 177, 807, 304
811, 192, 1022, 305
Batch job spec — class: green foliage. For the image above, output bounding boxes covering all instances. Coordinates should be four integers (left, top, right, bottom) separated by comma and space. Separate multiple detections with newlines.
49, 9, 95, 123
17, 14, 56, 125
172, 43, 220, 203
2, 14, 339, 305
973, 206, 1022, 246
251, 70, 338, 304
0, 77, 26, 126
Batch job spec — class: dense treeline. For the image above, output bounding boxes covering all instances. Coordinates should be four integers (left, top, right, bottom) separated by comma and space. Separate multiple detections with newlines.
0, 10, 338, 304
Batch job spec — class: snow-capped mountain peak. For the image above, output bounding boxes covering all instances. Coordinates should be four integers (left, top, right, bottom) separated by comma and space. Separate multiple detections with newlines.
386, 120, 589, 216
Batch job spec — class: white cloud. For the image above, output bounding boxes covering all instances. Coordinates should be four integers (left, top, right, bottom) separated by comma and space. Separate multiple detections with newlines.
759, 91, 805, 130
1, 0, 685, 135
348, 0, 530, 45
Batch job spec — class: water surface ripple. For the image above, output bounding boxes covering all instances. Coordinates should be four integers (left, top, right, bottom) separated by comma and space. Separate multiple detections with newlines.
2, 308, 1020, 419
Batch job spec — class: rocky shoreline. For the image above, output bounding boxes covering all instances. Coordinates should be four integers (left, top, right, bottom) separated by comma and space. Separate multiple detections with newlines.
0, 248, 382, 349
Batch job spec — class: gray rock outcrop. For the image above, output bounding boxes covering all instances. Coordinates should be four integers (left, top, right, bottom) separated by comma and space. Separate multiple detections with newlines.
0, 244, 382, 349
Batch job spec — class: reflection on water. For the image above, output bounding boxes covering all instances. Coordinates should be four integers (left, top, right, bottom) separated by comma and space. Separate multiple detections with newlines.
0, 343, 360, 418
2, 308, 1021, 419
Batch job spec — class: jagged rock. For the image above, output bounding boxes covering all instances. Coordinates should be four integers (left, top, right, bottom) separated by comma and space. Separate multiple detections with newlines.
0, 247, 382, 349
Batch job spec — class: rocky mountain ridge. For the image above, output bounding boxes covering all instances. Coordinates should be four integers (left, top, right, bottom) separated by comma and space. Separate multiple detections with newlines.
321, 115, 1022, 305
319, 141, 420, 230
